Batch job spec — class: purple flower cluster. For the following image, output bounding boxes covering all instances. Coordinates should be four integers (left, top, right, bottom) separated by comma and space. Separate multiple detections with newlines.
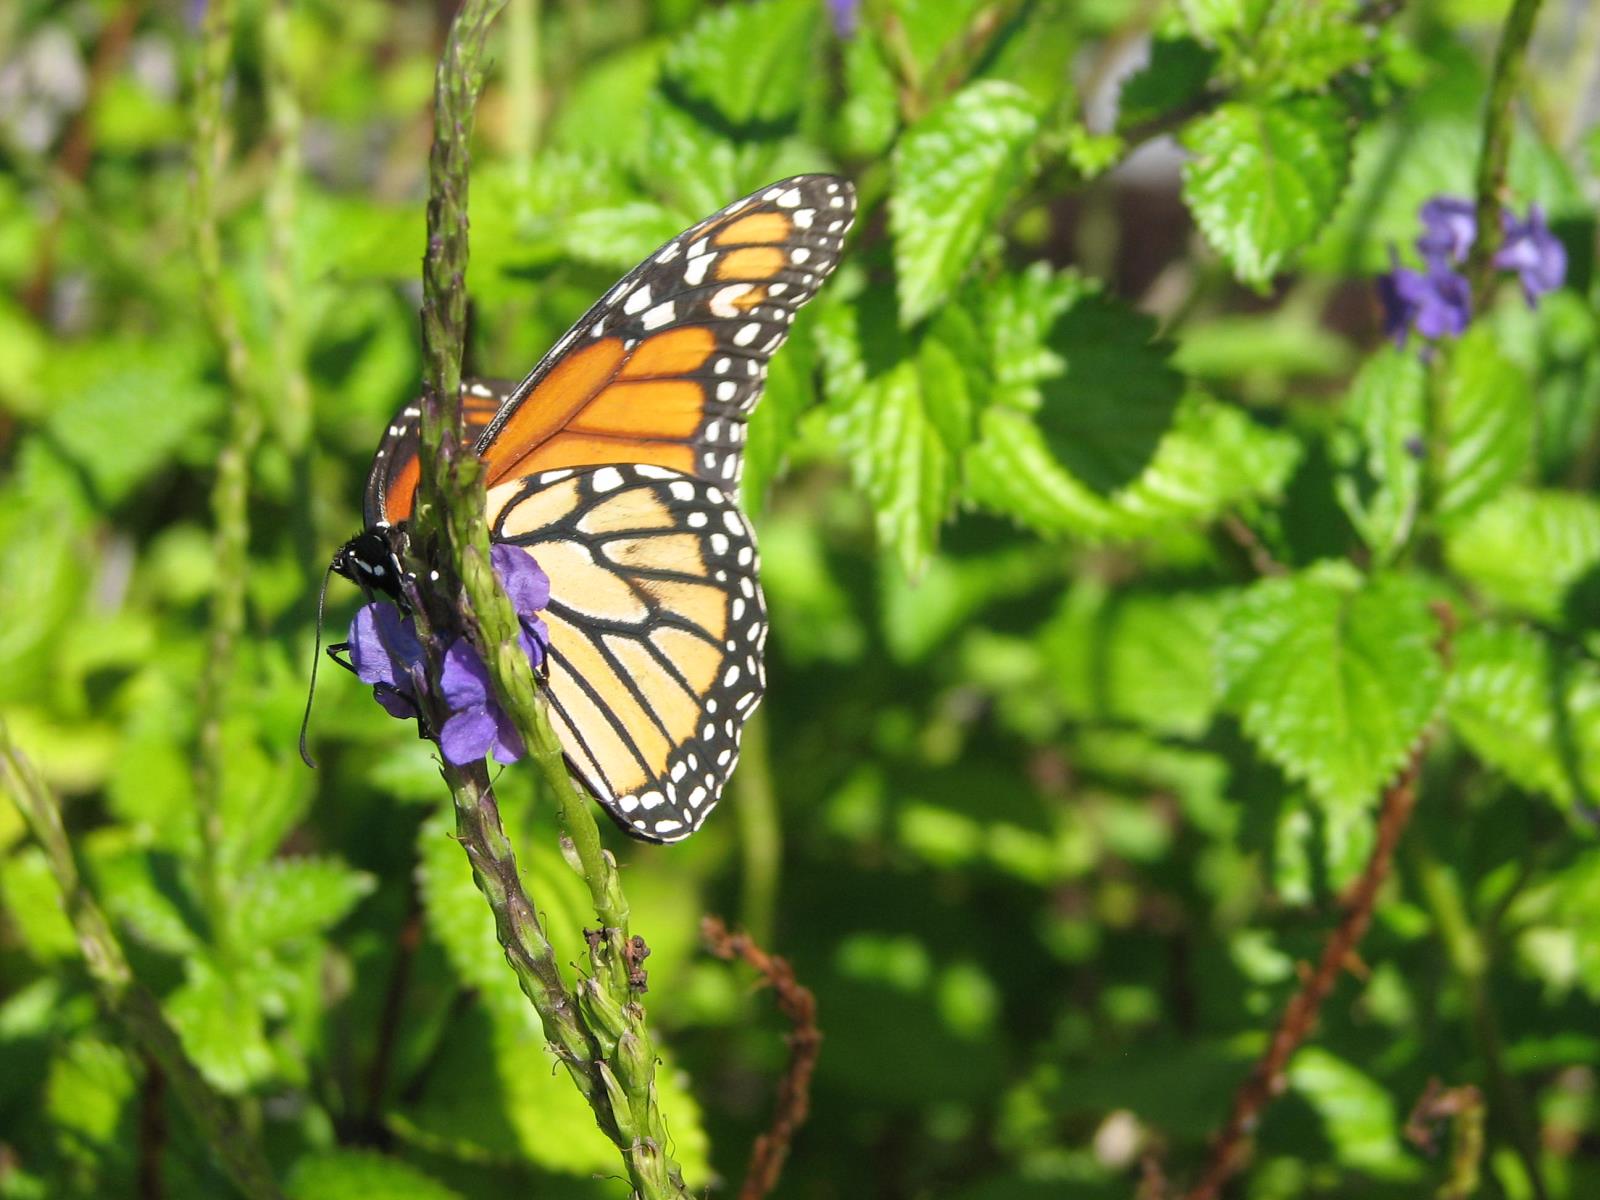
349, 545, 550, 766
827, 0, 858, 38
1378, 195, 1566, 347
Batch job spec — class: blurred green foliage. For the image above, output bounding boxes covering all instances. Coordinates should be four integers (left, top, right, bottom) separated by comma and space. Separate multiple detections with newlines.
2, 0, 1599, 1197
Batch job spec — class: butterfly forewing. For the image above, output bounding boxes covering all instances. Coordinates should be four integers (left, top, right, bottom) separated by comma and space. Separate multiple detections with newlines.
475, 175, 856, 494
364, 380, 509, 528
490, 463, 766, 842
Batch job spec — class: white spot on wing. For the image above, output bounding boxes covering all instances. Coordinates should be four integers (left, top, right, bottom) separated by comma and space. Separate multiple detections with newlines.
592, 467, 624, 492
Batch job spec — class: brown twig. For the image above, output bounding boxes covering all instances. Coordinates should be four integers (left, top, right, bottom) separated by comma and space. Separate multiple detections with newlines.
137, 1055, 166, 1200
1219, 513, 1286, 577
1183, 752, 1424, 1199
701, 916, 822, 1200
1184, 607, 1454, 1199
1406, 1079, 1486, 1200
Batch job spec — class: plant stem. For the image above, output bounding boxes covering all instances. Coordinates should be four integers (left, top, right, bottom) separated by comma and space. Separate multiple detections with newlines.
404, 1, 690, 1192
0, 724, 283, 1200
190, 0, 261, 925
1468, 0, 1545, 297
736, 709, 781, 947
262, 0, 313, 460
1411, 846, 1550, 1200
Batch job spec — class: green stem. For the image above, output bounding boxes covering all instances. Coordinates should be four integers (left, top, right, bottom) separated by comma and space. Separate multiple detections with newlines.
1468, 0, 1545, 297
262, 0, 313, 459
507, 0, 541, 186
404, 1, 689, 1193
190, 0, 261, 925
736, 708, 780, 947
0, 724, 284, 1200
1410, 846, 1549, 1200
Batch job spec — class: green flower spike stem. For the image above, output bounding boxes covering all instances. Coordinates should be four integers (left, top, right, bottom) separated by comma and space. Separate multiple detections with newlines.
0, 724, 284, 1200
1468, 0, 1545, 297
404, 1, 691, 1194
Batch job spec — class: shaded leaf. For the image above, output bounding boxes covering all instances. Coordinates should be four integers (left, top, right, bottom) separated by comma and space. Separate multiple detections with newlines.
1333, 345, 1426, 563
662, 0, 819, 128
288, 1150, 463, 1200
1445, 488, 1600, 621
1434, 326, 1533, 526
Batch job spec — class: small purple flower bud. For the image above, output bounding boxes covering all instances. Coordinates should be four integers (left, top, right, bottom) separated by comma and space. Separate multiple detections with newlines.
438, 638, 526, 765
827, 0, 859, 38
1416, 196, 1477, 268
1377, 247, 1471, 346
1494, 204, 1566, 306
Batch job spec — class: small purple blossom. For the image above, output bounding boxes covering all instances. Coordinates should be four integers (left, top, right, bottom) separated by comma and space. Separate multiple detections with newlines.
1416, 196, 1476, 267
349, 602, 423, 718
1494, 204, 1566, 305
347, 549, 552, 765
439, 638, 526, 764
827, 0, 859, 38
1377, 248, 1472, 346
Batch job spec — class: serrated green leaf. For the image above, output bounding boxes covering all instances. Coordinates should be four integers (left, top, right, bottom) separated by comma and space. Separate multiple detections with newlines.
40, 337, 224, 505
890, 81, 1039, 325
1434, 326, 1534, 526
889, 0, 991, 77
1333, 345, 1426, 563
741, 322, 816, 517
0, 845, 79, 961
1289, 1047, 1417, 1179
1251, 0, 1372, 92
1448, 622, 1600, 811
839, 31, 900, 159
1181, 97, 1351, 289
662, 0, 819, 128
288, 1150, 463, 1200
46, 1037, 135, 1149
1446, 489, 1600, 621
1218, 567, 1443, 813
967, 390, 1299, 540
227, 857, 376, 949
559, 201, 695, 273
167, 958, 275, 1093
819, 298, 978, 573
1117, 36, 1218, 130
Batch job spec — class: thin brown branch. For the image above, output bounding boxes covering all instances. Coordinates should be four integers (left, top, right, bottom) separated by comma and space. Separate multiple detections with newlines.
1219, 513, 1286, 578
701, 916, 822, 1200
1183, 751, 1424, 1200
1406, 1079, 1486, 1200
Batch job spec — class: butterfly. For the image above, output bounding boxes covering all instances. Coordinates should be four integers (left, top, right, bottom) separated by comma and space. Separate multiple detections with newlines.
331, 175, 856, 842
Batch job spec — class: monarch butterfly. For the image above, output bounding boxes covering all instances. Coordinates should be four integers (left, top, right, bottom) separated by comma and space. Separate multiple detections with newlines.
331, 175, 856, 842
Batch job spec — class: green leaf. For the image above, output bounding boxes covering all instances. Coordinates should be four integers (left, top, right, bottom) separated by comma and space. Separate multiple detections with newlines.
559, 201, 695, 273
0, 846, 79, 961
662, 0, 819, 128
288, 1150, 463, 1200
1181, 97, 1351, 289
818, 298, 979, 573
167, 958, 276, 1093
1251, 0, 1372, 93
1446, 489, 1600, 622
967, 390, 1299, 540
1289, 1047, 1417, 1179
740, 321, 817, 517
1447, 621, 1600, 811
1217, 566, 1443, 813
40, 337, 223, 505
1434, 326, 1533, 526
890, 81, 1040, 325
227, 857, 377, 950
975, 266, 1185, 495
47, 1037, 136, 1150
1117, 36, 1218, 130
1180, 0, 1270, 44
838, 31, 900, 159
1332, 345, 1426, 564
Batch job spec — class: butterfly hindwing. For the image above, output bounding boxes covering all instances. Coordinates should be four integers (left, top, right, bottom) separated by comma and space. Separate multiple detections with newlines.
475, 174, 856, 494
489, 463, 766, 842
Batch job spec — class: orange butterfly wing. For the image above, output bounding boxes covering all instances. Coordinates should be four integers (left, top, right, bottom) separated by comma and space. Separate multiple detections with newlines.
475, 175, 856, 494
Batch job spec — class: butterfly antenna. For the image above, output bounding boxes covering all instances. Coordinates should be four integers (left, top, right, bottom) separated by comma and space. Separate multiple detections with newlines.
299, 561, 337, 768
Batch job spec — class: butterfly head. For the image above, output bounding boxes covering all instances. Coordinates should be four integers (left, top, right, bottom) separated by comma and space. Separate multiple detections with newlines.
331, 526, 406, 601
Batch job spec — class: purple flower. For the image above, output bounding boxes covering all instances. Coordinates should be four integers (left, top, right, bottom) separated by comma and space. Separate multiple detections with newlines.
439, 638, 526, 765
349, 602, 424, 718
1494, 204, 1566, 305
1416, 196, 1476, 267
1377, 248, 1472, 346
827, 0, 859, 38
348, 548, 553, 765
